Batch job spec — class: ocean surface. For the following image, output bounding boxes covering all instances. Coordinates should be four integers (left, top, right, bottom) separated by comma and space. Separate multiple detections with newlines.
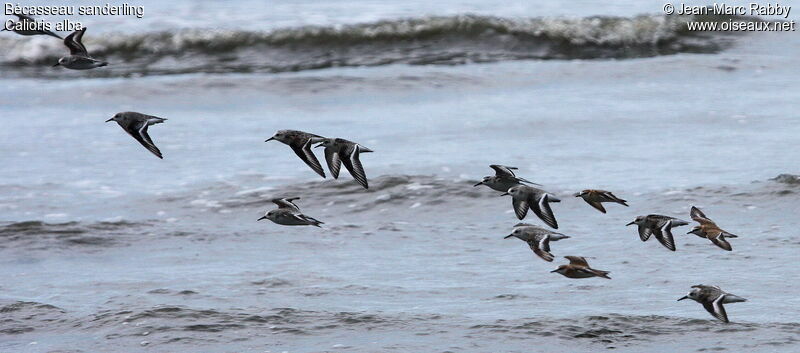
1, 1, 799, 352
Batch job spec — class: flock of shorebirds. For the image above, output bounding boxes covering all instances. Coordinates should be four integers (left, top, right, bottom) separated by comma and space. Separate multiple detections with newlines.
5, 19, 747, 324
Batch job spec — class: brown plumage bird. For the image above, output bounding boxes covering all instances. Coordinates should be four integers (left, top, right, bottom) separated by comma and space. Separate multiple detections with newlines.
574, 189, 628, 214
551, 256, 610, 279
688, 206, 738, 251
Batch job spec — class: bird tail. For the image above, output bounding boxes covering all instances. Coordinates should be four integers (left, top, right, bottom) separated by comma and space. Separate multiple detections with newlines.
590, 269, 611, 279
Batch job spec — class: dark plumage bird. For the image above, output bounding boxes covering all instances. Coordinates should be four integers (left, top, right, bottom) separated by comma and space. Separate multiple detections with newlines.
678, 285, 746, 323
266, 130, 326, 178
574, 189, 628, 213
688, 206, 738, 251
2, 14, 62, 38
54, 28, 108, 70
315, 138, 373, 189
258, 197, 323, 227
474, 165, 538, 192
504, 223, 570, 262
106, 112, 166, 159
626, 214, 688, 251
551, 256, 610, 279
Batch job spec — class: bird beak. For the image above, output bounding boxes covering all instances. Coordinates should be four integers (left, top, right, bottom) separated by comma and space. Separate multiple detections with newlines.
677, 296, 688, 301
473, 182, 483, 187
52, 62, 60, 67
625, 221, 635, 226
686, 230, 693, 234
500, 192, 509, 196
504, 234, 514, 239
257, 216, 267, 221
265, 137, 275, 142
550, 269, 559, 273
105, 118, 114, 122
573, 193, 582, 197
314, 143, 324, 148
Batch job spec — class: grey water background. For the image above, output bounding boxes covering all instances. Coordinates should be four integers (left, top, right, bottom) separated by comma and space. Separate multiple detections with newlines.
1, 1, 799, 352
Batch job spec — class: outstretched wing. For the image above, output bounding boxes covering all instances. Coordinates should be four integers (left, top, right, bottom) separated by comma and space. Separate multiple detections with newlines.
565, 256, 588, 266
490, 165, 517, 178
340, 145, 369, 189
703, 295, 729, 323
323, 147, 342, 179
290, 139, 326, 178
511, 198, 529, 220
637, 224, 653, 241
586, 200, 607, 214
690, 206, 714, 224
708, 231, 733, 251
530, 194, 558, 229
64, 28, 88, 56
528, 240, 554, 262
652, 220, 676, 251
272, 198, 301, 212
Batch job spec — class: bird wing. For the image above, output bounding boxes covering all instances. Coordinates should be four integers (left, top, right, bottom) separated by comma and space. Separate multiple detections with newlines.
703, 295, 729, 323
539, 235, 551, 252
528, 240, 554, 262
708, 230, 733, 251
565, 256, 589, 266
121, 119, 162, 159
690, 206, 714, 225
511, 198, 529, 220
340, 144, 369, 189
601, 191, 627, 205
323, 147, 342, 179
64, 28, 88, 56
530, 194, 558, 229
490, 165, 517, 178
290, 139, 326, 178
637, 224, 653, 241
652, 220, 676, 251
586, 200, 607, 214
272, 198, 301, 212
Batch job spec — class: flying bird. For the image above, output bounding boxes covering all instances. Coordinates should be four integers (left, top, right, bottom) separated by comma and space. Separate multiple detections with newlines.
504, 223, 570, 262
501, 185, 561, 228
54, 28, 108, 70
474, 165, 539, 192
266, 130, 326, 178
678, 285, 746, 323
551, 256, 610, 279
2, 14, 62, 39
106, 112, 166, 159
626, 214, 688, 251
315, 137, 373, 189
688, 206, 738, 251
258, 197, 323, 227
574, 189, 628, 213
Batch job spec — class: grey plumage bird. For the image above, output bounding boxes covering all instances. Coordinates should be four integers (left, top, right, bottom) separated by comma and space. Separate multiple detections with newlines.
474, 164, 538, 192
258, 197, 323, 227
678, 285, 746, 323
501, 185, 561, 228
266, 130, 326, 178
504, 223, 570, 262
626, 214, 688, 251
2, 14, 62, 39
315, 138, 373, 189
53, 28, 108, 70
106, 112, 166, 159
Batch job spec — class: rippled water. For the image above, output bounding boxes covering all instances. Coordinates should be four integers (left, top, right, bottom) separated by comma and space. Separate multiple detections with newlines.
1, 1, 799, 352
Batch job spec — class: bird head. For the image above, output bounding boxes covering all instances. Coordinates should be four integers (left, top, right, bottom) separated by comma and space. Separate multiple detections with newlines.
474, 176, 491, 187
626, 216, 645, 226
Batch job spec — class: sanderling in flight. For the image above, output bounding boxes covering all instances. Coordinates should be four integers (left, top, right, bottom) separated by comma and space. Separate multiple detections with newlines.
574, 189, 628, 214
106, 112, 166, 159
2, 14, 62, 39
501, 185, 561, 228
551, 256, 610, 279
54, 28, 108, 70
258, 197, 323, 227
688, 206, 738, 251
626, 214, 688, 251
474, 165, 539, 192
315, 137, 373, 189
266, 130, 326, 178
504, 223, 570, 262
678, 285, 746, 323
